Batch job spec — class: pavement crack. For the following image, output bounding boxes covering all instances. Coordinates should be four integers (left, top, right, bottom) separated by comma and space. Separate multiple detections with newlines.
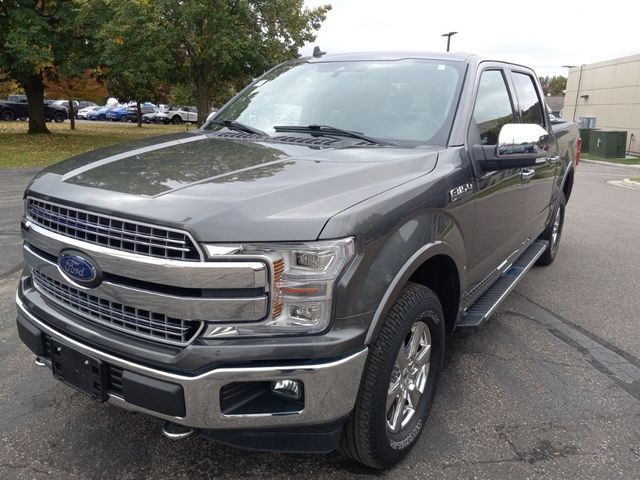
462, 349, 590, 370
507, 294, 640, 403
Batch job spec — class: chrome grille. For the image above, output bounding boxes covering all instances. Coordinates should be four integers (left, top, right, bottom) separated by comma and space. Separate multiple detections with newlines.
26, 197, 201, 261
32, 270, 202, 346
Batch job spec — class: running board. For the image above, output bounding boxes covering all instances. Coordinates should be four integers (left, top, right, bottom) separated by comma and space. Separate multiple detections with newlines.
456, 240, 549, 330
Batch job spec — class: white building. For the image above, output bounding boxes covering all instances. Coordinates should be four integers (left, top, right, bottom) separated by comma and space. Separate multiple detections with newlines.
563, 53, 640, 155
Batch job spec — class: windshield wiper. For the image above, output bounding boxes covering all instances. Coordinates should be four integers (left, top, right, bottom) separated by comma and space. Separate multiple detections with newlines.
273, 124, 396, 146
210, 119, 269, 137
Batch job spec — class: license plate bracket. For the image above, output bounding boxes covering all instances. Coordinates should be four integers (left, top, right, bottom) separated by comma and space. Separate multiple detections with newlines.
50, 340, 108, 402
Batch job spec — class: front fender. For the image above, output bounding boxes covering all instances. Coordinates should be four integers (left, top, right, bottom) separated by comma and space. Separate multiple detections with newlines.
328, 209, 466, 344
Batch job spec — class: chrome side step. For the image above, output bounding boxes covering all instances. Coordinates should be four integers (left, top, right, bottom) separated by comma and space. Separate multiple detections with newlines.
457, 240, 549, 331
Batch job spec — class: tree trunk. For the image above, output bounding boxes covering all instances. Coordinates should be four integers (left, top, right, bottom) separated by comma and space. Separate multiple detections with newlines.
24, 74, 50, 134
68, 97, 76, 130
136, 101, 142, 127
195, 66, 210, 127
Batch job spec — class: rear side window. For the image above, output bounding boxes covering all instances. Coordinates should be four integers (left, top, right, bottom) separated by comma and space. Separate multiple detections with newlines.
472, 70, 515, 145
511, 72, 545, 127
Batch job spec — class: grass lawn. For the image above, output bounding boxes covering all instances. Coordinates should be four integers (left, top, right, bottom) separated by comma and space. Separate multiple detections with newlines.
0, 121, 193, 169
581, 153, 640, 166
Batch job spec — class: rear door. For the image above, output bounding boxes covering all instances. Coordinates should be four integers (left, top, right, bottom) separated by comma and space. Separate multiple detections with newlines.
508, 69, 559, 237
466, 66, 529, 288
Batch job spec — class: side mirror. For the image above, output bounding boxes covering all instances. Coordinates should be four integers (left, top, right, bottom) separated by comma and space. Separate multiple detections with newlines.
479, 123, 550, 170
498, 123, 549, 157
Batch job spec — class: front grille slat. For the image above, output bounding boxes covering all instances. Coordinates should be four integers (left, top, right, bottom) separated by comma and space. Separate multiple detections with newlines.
27, 198, 201, 261
32, 270, 201, 346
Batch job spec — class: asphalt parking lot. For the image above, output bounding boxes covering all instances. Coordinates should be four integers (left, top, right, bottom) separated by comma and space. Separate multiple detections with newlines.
1, 162, 639, 479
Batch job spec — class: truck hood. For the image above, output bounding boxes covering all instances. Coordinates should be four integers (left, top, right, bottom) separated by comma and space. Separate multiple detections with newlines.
27, 132, 439, 242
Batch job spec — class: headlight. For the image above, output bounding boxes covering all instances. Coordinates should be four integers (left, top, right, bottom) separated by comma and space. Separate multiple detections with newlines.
202, 237, 355, 337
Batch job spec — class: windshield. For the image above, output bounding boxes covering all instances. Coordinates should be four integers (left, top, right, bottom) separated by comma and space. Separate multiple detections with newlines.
206, 59, 465, 146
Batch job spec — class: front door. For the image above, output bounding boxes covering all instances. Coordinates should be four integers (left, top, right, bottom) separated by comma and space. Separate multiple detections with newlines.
467, 67, 529, 288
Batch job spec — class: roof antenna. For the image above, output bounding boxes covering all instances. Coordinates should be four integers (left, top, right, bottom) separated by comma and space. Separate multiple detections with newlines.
312, 46, 326, 58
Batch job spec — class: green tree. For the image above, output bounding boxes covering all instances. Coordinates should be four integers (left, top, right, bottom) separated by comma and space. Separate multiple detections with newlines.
98, 0, 175, 127
162, 0, 331, 125
44, 1, 107, 130
0, 2, 56, 133
0, 1, 101, 133
548, 75, 567, 96
539, 75, 566, 96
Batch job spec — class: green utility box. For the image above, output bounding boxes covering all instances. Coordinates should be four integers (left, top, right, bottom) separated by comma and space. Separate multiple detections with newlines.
578, 128, 600, 154
590, 131, 627, 158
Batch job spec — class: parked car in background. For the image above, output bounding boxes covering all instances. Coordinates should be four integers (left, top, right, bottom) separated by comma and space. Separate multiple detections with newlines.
77, 100, 97, 110
77, 105, 101, 120
142, 106, 169, 123
105, 106, 130, 122
87, 105, 118, 121
155, 106, 198, 124
52, 100, 98, 117
0, 100, 68, 122
52, 100, 80, 113
125, 102, 157, 122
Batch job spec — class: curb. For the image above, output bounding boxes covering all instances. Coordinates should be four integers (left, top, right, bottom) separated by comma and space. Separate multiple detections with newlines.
622, 178, 640, 189
581, 159, 640, 169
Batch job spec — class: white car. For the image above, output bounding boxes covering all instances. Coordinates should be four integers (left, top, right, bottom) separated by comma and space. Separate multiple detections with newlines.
76, 105, 101, 119
155, 106, 198, 124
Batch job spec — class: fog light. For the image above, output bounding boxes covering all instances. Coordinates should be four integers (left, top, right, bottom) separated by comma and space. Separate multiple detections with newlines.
289, 304, 321, 324
271, 379, 303, 400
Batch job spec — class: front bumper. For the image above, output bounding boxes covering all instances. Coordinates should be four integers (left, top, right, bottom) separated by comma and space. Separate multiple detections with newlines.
16, 293, 367, 430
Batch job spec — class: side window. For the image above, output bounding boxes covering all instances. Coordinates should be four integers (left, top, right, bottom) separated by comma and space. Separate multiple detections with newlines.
472, 70, 515, 145
511, 72, 545, 127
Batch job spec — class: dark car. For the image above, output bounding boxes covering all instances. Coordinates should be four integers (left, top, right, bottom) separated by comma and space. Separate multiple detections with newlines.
0, 100, 68, 122
15, 52, 579, 469
125, 102, 157, 122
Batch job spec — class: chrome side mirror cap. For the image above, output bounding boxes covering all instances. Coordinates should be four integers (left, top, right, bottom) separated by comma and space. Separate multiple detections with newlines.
497, 123, 549, 158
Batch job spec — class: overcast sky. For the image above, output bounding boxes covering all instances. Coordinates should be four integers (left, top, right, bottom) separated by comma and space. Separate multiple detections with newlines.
302, 0, 639, 78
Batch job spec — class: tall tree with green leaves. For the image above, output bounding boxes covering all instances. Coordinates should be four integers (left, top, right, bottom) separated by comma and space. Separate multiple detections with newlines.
0, 1, 56, 133
98, 0, 175, 127
162, 0, 331, 125
0, 0, 102, 133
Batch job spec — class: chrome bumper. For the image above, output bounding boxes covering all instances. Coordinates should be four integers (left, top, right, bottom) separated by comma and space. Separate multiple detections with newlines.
17, 294, 368, 429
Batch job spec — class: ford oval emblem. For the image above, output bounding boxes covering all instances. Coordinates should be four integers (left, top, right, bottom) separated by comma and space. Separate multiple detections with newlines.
58, 251, 101, 287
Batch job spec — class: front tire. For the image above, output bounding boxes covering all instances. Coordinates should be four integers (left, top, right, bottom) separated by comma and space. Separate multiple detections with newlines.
340, 282, 444, 469
1, 109, 17, 121
536, 192, 565, 266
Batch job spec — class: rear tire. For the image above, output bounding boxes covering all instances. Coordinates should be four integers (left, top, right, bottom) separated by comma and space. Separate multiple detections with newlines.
339, 282, 444, 469
536, 192, 565, 266
171, 115, 182, 124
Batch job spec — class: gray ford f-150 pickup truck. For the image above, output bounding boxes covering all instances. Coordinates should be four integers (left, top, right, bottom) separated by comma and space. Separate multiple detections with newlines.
15, 51, 580, 468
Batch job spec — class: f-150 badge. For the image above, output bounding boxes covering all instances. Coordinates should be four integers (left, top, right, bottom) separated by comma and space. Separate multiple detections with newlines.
449, 183, 474, 203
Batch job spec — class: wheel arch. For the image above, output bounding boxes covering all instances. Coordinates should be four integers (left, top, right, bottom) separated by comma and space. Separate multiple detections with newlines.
364, 243, 462, 345
562, 167, 574, 204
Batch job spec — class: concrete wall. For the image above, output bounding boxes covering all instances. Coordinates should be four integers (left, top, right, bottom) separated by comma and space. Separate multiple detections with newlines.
563, 53, 640, 155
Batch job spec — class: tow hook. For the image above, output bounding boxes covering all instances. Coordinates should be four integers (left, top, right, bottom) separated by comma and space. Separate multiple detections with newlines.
162, 421, 196, 440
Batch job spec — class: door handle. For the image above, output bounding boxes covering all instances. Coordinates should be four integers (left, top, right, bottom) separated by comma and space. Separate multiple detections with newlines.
546, 155, 560, 163
521, 168, 535, 181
